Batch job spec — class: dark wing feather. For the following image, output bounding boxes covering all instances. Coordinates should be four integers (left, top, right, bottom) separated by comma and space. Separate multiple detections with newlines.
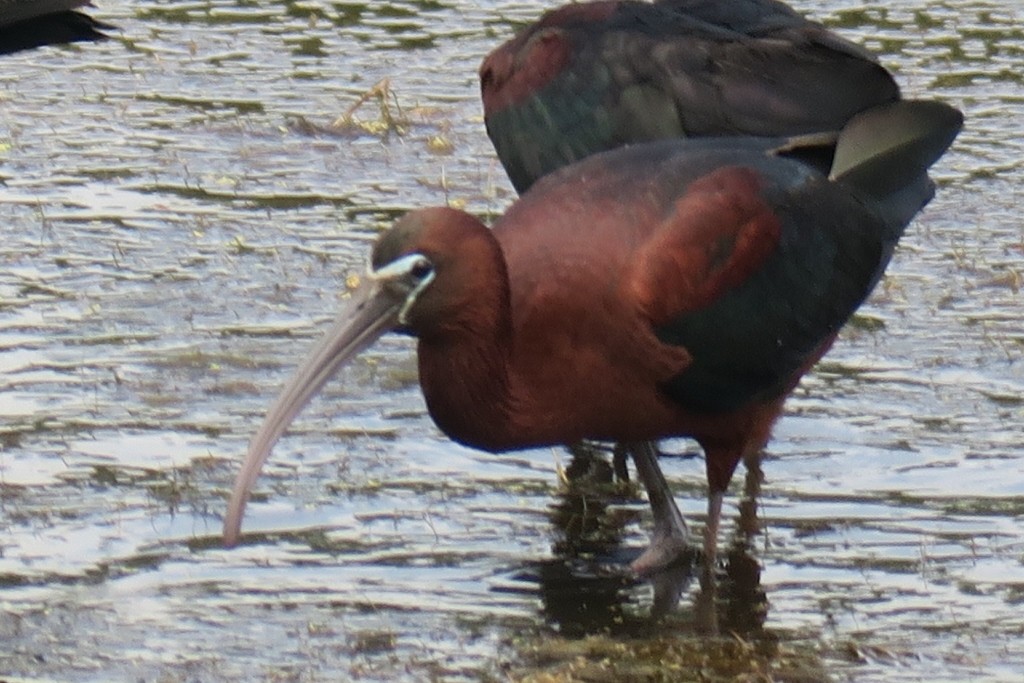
655, 176, 895, 412
481, 0, 899, 193
0, 1, 113, 55
631, 101, 961, 413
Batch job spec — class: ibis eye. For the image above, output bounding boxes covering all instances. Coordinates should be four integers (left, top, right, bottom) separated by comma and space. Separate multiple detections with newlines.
395, 255, 435, 326
410, 257, 434, 281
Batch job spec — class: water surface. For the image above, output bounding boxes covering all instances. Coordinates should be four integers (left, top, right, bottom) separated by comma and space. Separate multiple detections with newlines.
0, 1, 1021, 681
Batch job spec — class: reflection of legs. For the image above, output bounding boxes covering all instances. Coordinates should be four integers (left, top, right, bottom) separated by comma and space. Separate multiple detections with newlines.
628, 440, 690, 575
717, 449, 768, 635
611, 443, 630, 483
648, 563, 692, 619
737, 449, 763, 543
552, 443, 626, 559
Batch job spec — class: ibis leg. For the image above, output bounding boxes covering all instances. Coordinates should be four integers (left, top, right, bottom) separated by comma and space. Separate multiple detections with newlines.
703, 489, 724, 584
628, 440, 691, 575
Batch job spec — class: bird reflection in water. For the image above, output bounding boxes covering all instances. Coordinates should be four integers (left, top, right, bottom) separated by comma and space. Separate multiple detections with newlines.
509, 443, 768, 636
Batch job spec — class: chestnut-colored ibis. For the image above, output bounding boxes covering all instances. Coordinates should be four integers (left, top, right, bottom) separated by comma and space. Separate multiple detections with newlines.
224, 100, 962, 577
0, 1, 113, 55
481, 0, 901, 193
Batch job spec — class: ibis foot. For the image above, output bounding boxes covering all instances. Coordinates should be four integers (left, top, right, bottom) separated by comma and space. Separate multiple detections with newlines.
627, 440, 692, 576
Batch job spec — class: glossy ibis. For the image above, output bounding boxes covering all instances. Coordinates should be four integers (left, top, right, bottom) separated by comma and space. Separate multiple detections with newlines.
480, 0, 901, 193
0, 0, 113, 55
224, 100, 962, 577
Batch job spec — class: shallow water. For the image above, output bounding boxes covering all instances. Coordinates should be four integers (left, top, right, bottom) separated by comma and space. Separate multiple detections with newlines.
0, 1, 1021, 681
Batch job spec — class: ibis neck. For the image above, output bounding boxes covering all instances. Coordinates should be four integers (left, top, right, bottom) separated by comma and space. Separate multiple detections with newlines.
414, 233, 521, 451
417, 324, 518, 452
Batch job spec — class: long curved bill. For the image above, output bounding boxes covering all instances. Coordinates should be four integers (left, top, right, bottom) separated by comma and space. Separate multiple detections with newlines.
222, 275, 404, 547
